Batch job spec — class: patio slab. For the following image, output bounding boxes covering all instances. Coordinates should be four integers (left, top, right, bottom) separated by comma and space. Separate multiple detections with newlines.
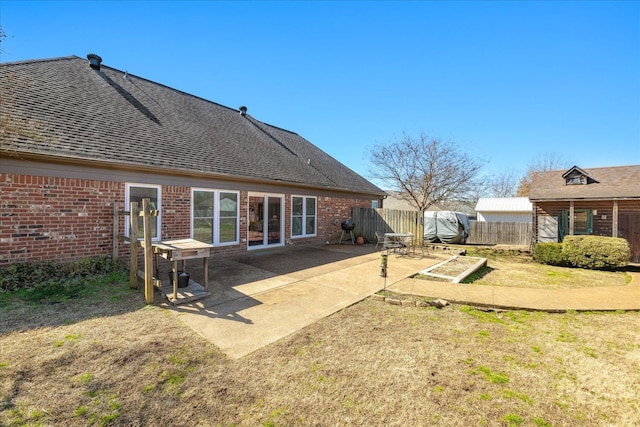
162, 245, 438, 358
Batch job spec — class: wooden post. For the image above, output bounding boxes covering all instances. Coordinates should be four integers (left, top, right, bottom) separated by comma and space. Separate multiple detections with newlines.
569, 201, 575, 236
129, 202, 139, 289
142, 198, 154, 304
203, 256, 209, 291
612, 200, 619, 238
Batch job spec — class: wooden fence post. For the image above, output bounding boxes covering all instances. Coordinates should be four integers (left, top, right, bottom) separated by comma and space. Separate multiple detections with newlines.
142, 198, 154, 304
129, 202, 139, 289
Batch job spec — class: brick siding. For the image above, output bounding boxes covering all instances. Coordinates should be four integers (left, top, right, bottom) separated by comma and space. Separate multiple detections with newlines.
1, 173, 374, 266
1, 174, 122, 265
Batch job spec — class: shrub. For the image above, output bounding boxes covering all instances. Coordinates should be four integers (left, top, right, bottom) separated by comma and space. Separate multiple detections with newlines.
0, 257, 124, 292
533, 242, 567, 266
562, 235, 630, 270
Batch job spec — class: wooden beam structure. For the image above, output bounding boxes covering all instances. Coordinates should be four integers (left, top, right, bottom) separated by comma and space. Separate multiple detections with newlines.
142, 198, 154, 304
129, 202, 139, 289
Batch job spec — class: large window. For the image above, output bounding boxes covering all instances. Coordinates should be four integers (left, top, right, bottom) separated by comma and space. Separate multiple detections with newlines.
291, 196, 316, 237
125, 183, 161, 240
192, 189, 239, 245
560, 209, 593, 239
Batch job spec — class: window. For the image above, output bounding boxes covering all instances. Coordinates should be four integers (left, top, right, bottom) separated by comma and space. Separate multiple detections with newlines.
372, 200, 379, 209
574, 210, 590, 233
192, 189, 239, 245
565, 173, 585, 185
560, 209, 593, 239
193, 191, 214, 243
125, 184, 161, 240
291, 196, 316, 237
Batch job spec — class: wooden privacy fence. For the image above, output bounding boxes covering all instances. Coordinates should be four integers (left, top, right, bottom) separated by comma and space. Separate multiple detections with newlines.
467, 221, 532, 246
351, 208, 532, 246
352, 208, 532, 247
352, 207, 423, 244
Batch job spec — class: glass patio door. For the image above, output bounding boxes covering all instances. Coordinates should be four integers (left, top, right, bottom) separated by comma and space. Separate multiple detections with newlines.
248, 194, 283, 248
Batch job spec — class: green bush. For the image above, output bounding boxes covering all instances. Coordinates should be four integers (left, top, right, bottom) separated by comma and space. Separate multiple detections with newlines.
533, 242, 567, 266
562, 235, 630, 270
0, 257, 123, 292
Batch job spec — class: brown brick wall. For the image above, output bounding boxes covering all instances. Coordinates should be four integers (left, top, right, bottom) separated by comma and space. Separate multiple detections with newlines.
1, 173, 375, 265
293, 195, 372, 245
160, 185, 192, 240
1, 174, 123, 265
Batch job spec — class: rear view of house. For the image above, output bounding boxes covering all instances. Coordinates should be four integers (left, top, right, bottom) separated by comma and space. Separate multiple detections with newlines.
0, 54, 385, 266
530, 165, 640, 263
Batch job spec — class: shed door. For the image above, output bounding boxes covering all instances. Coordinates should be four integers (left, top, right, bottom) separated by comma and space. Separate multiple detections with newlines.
619, 213, 640, 263
538, 215, 558, 243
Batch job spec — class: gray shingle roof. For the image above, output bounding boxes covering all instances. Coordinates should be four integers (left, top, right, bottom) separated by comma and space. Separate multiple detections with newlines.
0, 56, 384, 196
529, 165, 640, 200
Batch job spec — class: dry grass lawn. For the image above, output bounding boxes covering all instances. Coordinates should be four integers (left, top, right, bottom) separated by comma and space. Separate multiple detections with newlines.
1, 276, 639, 426
460, 249, 631, 289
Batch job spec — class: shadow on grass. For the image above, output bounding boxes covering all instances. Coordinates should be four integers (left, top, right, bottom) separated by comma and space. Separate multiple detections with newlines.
461, 265, 495, 283
623, 264, 640, 273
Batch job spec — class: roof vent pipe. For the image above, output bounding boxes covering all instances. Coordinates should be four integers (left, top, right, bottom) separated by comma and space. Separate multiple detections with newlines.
239, 106, 247, 116
87, 53, 102, 70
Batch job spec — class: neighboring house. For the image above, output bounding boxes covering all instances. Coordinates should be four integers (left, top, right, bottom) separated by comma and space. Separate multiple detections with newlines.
381, 191, 420, 211
475, 197, 533, 223
0, 55, 385, 266
439, 200, 476, 219
529, 165, 640, 263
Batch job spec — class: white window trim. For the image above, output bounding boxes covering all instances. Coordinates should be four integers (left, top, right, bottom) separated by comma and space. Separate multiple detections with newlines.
124, 183, 162, 241
291, 195, 317, 238
191, 188, 240, 246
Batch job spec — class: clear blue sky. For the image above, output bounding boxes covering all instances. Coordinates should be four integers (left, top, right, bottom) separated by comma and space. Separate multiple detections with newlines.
2, 1, 639, 184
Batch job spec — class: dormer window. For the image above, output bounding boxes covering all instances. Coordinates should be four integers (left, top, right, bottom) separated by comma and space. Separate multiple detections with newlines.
566, 174, 586, 185
562, 166, 597, 186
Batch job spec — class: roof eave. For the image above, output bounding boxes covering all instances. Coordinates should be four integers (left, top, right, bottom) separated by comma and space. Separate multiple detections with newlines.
530, 196, 640, 202
1, 151, 385, 198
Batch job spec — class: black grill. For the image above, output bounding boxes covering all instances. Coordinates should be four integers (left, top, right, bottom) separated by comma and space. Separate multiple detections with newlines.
341, 220, 355, 231
339, 220, 356, 244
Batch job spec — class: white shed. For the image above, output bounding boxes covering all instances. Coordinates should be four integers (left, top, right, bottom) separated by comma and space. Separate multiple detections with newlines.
475, 197, 533, 223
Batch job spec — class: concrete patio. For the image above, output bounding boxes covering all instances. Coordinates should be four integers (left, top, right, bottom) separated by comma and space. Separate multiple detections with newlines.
159, 244, 438, 358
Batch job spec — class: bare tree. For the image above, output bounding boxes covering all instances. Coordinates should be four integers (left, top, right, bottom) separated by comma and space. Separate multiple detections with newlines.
368, 132, 483, 212
0, 25, 6, 53
487, 170, 522, 198
516, 152, 572, 196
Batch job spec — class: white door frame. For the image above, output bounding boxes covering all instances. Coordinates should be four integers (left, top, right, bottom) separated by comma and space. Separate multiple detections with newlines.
247, 192, 285, 250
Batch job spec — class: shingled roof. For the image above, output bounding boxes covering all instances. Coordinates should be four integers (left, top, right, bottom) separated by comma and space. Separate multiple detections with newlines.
529, 165, 640, 201
0, 55, 384, 197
